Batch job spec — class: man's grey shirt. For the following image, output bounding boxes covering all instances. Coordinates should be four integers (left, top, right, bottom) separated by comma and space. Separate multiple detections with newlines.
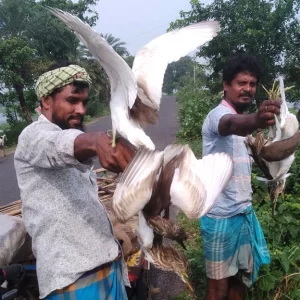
14, 115, 129, 298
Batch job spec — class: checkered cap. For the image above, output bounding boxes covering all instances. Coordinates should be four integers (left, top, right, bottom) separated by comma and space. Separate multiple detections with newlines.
35, 64, 92, 99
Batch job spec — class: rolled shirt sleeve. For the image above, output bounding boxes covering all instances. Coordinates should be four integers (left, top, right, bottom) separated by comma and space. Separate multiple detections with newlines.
15, 115, 93, 171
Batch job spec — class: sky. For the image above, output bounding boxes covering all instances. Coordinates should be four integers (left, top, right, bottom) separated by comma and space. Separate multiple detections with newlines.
94, 0, 193, 56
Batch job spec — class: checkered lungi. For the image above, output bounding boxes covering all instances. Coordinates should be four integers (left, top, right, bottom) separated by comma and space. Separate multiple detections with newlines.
44, 260, 128, 300
200, 205, 270, 286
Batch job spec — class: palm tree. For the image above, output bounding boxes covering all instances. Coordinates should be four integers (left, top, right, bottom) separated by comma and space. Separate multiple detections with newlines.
77, 33, 130, 105
100, 33, 130, 58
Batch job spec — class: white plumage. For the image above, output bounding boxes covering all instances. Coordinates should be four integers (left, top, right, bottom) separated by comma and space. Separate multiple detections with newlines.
170, 149, 234, 219
132, 21, 221, 111
112, 145, 233, 223
47, 7, 220, 149
257, 76, 299, 184
48, 7, 228, 254
112, 149, 164, 222
112, 145, 233, 252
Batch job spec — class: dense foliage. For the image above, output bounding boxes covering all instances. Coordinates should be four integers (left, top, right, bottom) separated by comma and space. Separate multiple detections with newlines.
169, 0, 300, 101
0, 0, 135, 144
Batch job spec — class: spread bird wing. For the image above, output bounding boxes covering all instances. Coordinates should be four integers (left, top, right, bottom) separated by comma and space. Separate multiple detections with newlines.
195, 153, 233, 216
142, 144, 184, 216
47, 7, 137, 109
131, 21, 220, 124
169, 145, 207, 219
112, 147, 163, 222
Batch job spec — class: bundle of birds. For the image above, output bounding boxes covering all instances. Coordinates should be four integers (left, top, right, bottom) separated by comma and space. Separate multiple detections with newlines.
245, 76, 299, 215
47, 7, 233, 291
112, 144, 233, 290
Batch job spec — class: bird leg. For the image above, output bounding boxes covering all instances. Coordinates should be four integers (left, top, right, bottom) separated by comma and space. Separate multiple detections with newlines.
106, 127, 117, 148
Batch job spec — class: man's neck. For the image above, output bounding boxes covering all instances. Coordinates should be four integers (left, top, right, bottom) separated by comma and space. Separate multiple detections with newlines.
222, 99, 245, 114
221, 99, 238, 114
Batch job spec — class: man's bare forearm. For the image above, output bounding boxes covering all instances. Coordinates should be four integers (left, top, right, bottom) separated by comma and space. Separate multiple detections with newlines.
261, 131, 300, 161
74, 132, 104, 162
219, 114, 259, 136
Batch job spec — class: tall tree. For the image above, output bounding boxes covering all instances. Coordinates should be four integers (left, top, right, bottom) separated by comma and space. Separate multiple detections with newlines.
169, 0, 300, 101
100, 33, 130, 57
0, 0, 100, 124
162, 56, 195, 94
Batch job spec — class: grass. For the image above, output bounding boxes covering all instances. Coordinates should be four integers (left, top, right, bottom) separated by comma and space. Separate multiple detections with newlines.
172, 213, 207, 300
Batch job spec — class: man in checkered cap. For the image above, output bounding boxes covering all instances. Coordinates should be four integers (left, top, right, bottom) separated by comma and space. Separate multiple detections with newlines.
14, 61, 134, 299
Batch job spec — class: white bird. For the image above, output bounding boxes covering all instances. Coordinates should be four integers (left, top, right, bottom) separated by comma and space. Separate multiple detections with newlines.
246, 76, 299, 214
257, 76, 298, 183
112, 145, 233, 249
47, 7, 220, 149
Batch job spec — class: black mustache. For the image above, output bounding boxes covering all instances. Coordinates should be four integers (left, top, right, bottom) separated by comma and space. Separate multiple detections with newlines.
239, 92, 252, 98
68, 115, 84, 122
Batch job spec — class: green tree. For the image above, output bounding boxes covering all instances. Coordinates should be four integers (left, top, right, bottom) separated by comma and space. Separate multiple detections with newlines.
163, 56, 195, 94
100, 33, 130, 57
124, 55, 135, 68
0, 37, 40, 123
0, 0, 100, 124
169, 0, 300, 102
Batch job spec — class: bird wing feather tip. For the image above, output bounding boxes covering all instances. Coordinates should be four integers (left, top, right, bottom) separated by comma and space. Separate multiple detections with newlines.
112, 148, 163, 221
47, 7, 137, 110
256, 176, 271, 182
169, 167, 206, 219
196, 153, 233, 216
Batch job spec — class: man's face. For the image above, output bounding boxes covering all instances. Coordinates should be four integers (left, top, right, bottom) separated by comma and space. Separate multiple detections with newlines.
223, 72, 258, 112
43, 84, 89, 130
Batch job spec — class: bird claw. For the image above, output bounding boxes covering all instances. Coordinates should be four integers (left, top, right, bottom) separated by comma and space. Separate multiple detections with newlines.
106, 130, 116, 148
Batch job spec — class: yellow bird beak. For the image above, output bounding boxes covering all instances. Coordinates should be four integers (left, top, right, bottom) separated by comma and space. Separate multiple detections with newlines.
181, 272, 194, 293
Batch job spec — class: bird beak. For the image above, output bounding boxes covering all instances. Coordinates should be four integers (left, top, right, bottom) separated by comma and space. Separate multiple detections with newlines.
181, 272, 194, 293
178, 240, 187, 250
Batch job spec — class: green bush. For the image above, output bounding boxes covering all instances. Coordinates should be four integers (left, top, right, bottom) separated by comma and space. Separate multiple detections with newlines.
3, 121, 28, 146
176, 85, 219, 139
248, 177, 300, 299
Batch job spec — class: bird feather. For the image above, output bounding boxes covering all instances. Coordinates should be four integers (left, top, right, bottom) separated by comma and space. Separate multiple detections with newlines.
132, 21, 221, 115
46, 7, 137, 110
195, 152, 234, 216
112, 147, 163, 222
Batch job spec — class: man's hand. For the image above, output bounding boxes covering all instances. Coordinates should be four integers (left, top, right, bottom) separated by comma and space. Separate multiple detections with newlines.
255, 99, 281, 129
96, 134, 136, 173
74, 132, 136, 174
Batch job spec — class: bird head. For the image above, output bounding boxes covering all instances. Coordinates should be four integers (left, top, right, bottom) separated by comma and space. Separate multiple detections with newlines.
173, 224, 188, 250
268, 179, 286, 201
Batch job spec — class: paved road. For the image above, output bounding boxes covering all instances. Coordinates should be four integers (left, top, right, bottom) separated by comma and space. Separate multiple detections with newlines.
0, 95, 179, 204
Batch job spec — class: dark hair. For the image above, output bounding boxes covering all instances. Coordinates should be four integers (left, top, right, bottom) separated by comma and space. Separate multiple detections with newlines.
222, 53, 261, 84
